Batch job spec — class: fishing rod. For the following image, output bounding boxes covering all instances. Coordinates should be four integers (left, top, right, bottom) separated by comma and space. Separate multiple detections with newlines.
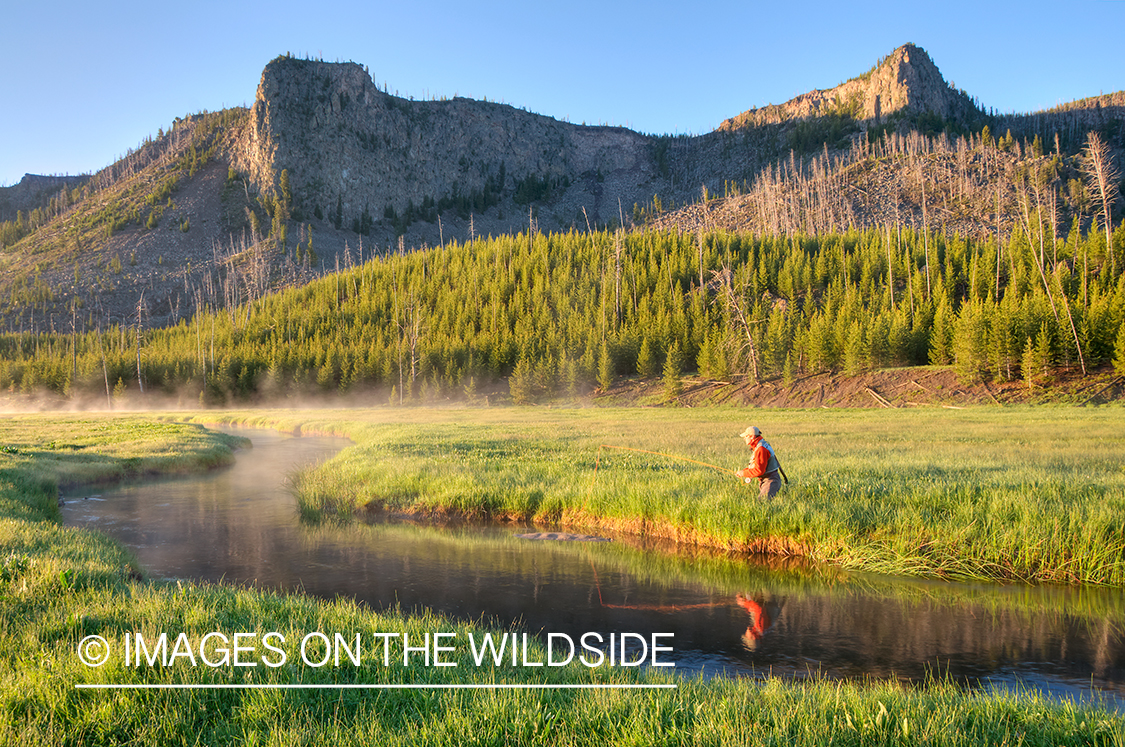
591, 444, 740, 478
592, 444, 789, 485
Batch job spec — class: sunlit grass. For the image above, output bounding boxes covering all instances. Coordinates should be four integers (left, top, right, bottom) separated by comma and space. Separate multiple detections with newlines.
184, 406, 1125, 585
2, 411, 1123, 744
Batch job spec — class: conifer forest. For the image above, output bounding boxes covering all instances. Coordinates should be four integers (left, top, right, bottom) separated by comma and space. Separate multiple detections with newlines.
2, 209, 1123, 404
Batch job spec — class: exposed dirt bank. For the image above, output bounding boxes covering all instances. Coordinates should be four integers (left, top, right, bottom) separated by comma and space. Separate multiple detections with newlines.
595, 364, 1124, 409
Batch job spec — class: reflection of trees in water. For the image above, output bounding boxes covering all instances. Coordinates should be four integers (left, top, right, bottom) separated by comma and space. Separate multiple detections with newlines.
131, 505, 1125, 686
1093, 618, 1120, 679
588, 558, 721, 612
737, 591, 1125, 686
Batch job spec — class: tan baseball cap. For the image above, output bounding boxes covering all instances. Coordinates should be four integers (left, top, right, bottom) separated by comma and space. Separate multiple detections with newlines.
739, 426, 761, 438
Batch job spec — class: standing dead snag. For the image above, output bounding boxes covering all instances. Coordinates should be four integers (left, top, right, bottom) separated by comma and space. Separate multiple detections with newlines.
390, 268, 423, 404
614, 230, 623, 325
712, 266, 761, 383
135, 292, 146, 395
1017, 182, 1087, 376
1082, 131, 1121, 273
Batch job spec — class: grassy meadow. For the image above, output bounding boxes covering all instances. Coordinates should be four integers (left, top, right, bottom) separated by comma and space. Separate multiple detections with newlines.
185, 405, 1125, 586
1, 409, 1123, 745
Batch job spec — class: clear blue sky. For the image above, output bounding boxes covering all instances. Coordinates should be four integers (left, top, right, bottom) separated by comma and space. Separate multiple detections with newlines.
2, 0, 1123, 186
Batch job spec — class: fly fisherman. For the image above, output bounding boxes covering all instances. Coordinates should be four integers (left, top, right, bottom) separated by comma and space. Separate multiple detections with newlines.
737, 426, 787, 499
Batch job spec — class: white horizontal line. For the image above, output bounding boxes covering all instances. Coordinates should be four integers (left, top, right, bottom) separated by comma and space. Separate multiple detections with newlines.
76, 683, 676, 690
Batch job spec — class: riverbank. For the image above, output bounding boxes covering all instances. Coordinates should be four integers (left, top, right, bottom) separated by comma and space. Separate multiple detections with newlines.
2, 412, 1123, 745
182, 406, 1125, 586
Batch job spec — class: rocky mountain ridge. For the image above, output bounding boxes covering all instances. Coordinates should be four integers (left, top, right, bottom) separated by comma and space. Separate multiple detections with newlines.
1, 44, 1122, 333
718, 44, 978, 130
0, 174, 88, 223
232, 45, 984, 239
230, 56, 661, 233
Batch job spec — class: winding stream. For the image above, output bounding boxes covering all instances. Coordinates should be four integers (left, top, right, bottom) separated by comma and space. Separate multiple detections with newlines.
62, 427, 1125, 708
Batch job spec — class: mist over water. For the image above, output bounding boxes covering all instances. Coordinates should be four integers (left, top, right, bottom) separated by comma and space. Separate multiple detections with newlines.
62, 427, 1125, 709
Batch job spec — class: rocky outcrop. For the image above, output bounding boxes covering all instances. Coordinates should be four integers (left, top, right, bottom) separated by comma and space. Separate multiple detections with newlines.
231, 56, 664, 233
230, 45, 989, 238
0, 173, 88, 222
718, 44, 979, 130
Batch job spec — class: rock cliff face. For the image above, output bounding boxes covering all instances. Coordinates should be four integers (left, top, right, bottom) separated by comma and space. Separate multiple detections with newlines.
230, 45, 982, 238
718, 44, 978, 130
231, 56, 666, 234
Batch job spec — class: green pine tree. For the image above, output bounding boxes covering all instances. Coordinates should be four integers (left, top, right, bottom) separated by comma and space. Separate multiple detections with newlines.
929, 297, 954, 365
510, 355, 534, 405
662, 342, 683, 401
636, 337, 657, 378
1022, 337, 1038, 390
564, 356, 581, 400
695, 335, 713, 379
597, 342, 614, 392
279, 169, 292, 209
953, 301, 989, 384
1113, 323, 1125, 377
843, 321, 865, 376
1022, 323, 1053, 388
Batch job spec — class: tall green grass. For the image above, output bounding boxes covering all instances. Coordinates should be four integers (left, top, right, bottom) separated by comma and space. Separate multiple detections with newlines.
2, 412, 1122, 745
189, 406, 1125, 586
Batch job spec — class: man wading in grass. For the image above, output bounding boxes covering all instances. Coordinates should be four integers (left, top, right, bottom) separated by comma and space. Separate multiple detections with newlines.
736, 426, 787, 499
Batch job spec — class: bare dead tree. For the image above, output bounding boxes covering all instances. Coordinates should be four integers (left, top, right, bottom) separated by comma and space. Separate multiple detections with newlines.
886, 222, 895, 309
194, 288, 205, 389
995, 182, 1003, 298
1081, 131, 1121, 272
70, 299, 78, 392
696, 229, 705, 291
1017, 184, 1086, 374
1048, 184, 1059, 266
389, 268, 423, 404
135, 292, 146, 394
713, 266, 761, 383
95, 300, 111, 410
1030, 166, 1047, 269
920, 160, 932, 300
404, 296, 421, 394
614, 230, 623, 325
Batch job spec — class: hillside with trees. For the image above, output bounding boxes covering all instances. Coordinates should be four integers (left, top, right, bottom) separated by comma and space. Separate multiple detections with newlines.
0, 44, 1122, 406
2, 212, 1122, 407
1, 44, 1122, 340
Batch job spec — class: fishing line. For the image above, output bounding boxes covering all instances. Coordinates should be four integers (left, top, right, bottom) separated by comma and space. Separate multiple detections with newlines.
588, 555, 721, 612
591, 444, 740, 479
586, 444, 740, 504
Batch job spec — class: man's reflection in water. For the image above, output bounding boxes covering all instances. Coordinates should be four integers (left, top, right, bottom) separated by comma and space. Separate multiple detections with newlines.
737, 593, 782, 650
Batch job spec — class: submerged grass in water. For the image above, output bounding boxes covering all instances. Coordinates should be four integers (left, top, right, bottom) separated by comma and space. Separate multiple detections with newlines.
1, 411, 1122, 744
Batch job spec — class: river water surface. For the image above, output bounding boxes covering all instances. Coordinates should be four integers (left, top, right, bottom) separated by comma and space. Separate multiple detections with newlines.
62, 427, 1125, 708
